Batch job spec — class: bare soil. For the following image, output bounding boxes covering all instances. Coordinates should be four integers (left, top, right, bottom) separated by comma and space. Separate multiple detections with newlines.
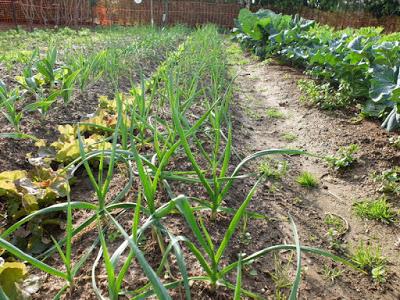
229, 53, 400, 299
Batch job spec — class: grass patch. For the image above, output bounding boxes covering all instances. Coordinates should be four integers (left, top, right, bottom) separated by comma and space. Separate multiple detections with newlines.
270, 253, 293, 298
351, 242, 387, 283
225, 42, 249, 66
296, 171, 318, 188
322, 265, 343, 282
266, 108, 285, 119
281, 132, 297, 142
353, 197, 397, 223
270, 253, 293, 289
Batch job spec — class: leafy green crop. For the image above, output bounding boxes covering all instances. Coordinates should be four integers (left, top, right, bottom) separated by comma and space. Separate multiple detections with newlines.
234, 9, 400, 131
373, 167, 400, 195
326, 144, 359, 170
0, 167, 70, 254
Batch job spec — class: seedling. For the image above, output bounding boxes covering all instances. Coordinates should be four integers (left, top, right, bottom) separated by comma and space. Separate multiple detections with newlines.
353, 197, 397, 224
326, 228, 345, 253
281, 132, 297, 142
322, 264, 343, 282
240, 231, 252, 245
60, 68, 81, 104
389, 136, 400, 149
324, 214, 348, 252
371, 265, 387, 283
266, 108, 285, 119
259, 158, 288, 180
24, 90, 61, 120
0, 80, 9, 102
373, 167, 400, 195
36, 47, 57, 88
307, 234, 317, 242
326, 144, 359, 170
324, 214, 347, 235
296, 171, 318, 188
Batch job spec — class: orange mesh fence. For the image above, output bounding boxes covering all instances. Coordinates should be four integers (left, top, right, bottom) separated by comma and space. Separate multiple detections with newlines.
1, 0, 93, 26
167, 2, 240, 27
0, 0, 20, 23
95, 1, 241, 27
0, 0, 242, 28
0, 1, 399, 32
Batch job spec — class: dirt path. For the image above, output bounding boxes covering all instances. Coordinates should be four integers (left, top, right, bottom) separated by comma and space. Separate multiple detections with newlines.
231, 50, 400, 299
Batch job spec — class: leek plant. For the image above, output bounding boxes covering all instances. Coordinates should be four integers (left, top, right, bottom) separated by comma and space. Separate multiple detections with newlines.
162, 25, 234, 219
131, 182, 357, 299
24, 90, 60, 119
165, 26, 298, 220
60, 67, 81, 104
72, 51, 106, 93
0, 95, 169, 299
0, 83, 23, 132
36, 47, 57, 89
72, 93, 192, 299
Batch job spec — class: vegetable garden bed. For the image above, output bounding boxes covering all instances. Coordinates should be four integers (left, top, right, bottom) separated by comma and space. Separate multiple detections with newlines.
0, 14, 399, 300
234, 9, 400, 130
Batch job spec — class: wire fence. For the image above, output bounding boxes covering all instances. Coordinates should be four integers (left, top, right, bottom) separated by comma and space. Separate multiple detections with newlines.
266, 5, 400, 33
95, 0, 241, 27
0, 0, 399, 32
0, 0, 93, 26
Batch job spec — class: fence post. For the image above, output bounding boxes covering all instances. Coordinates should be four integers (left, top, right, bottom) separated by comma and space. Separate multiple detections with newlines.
11, 0, 18, 30
150, 0, 154, 26
163, 0, 169, 26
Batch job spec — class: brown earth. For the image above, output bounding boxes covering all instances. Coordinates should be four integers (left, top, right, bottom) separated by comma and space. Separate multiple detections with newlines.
229, 50, 400, 299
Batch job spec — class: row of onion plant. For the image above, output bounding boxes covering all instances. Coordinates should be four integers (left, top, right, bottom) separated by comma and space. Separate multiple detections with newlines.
0, 25, 357, 300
